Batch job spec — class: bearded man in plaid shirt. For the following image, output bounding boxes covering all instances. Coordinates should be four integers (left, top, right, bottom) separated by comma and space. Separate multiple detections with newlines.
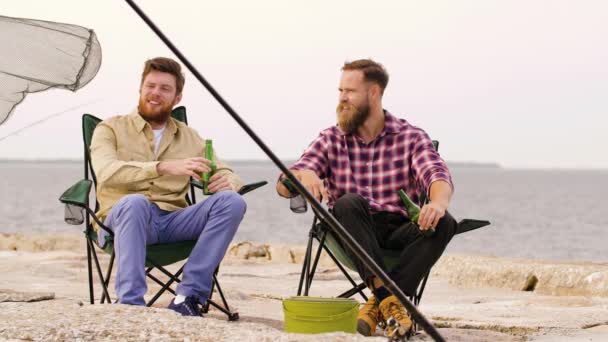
276, 59, 457, 336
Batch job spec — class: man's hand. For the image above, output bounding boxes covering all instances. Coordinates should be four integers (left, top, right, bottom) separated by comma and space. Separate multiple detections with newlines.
276, 169, 327, 201
418, 201, 447, 230
156, 157, 212, 181
298, 170, 327, 201
207, 173, 233, 193
418, 180, 452, 230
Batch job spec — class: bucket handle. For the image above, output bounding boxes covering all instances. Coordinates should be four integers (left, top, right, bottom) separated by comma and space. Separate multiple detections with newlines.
283, 305, 357, 322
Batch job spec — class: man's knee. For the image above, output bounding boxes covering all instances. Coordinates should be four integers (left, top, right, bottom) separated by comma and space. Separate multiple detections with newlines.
115, 194, 150, 212
436, 211, 457, 240
107, 195, 151, 242
333, 193, 367, 216
214, 191, 247, 216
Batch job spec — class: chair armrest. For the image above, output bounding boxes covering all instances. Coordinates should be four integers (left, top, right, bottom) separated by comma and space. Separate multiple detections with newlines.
238, 181, 268, 196
59, 179, 92, 207
190, 179, 204, 190
190, 180, 268, 196
456, 219, 490, 235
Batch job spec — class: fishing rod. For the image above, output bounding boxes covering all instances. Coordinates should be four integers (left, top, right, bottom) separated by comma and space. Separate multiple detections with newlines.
124, 1, 445, 341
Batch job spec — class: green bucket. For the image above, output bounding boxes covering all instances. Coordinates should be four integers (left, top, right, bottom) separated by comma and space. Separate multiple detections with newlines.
283, 296, 358, 334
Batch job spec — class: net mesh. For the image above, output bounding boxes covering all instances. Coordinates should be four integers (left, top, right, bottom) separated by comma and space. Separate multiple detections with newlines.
0, 15, 102, 125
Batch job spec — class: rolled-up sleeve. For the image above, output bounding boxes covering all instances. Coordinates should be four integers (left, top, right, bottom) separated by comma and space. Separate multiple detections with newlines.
410, 131, 454, 194
290, 132, 330, 179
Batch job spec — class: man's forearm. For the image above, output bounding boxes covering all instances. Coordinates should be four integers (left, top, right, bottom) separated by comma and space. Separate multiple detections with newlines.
96, 160, 160, 187
428, 180, 452, 210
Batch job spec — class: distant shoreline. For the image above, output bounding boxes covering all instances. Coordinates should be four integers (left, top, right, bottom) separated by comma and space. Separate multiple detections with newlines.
0, 158, 501, 168
3, 158, 608, 171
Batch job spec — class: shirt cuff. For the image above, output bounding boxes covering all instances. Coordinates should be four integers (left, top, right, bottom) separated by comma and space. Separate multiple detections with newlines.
144, 161, 160, 178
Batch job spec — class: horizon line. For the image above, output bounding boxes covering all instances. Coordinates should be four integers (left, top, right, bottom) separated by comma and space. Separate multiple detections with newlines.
1, 158, 607, 171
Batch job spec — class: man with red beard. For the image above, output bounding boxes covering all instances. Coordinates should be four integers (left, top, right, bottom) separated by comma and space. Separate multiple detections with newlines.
276, 59, 456, 336
90, 57, 246, 316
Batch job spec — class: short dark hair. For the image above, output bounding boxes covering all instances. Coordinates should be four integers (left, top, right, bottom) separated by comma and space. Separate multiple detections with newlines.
141, 57, 185, 95
342, 59, 389, 95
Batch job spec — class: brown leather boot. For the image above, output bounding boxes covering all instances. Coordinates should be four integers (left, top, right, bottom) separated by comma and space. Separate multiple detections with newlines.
378, 295, 413, 335
357, 295, 383, 336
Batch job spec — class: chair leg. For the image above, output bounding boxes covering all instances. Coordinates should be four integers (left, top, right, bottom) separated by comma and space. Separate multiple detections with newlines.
101, 251, 115, 304
321, 243, 368, 301
145, 260, 182, 300
338, 282, 367, 299
405, 270, 431, 335
146, 265, 184, 306
147, 259, 182, 283
415, 270, 430, 306
144, 262, 181, 306
297, 233, 314, 296
200, 269, 238, 320
297, 217, 320, 296
304, 239, 315, 295
146, 272, 177, 297
86, 238, 94, 305
303, 232, 315, 296
304, 233, 328, 294
206, 299, 239, 321
206, 273, 239, 321
201, 270, 216, 314
88, 239, 112, 303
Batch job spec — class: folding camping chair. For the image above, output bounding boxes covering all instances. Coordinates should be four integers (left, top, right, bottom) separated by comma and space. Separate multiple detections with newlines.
282, 140, 490, 324
59, 106, 267, 321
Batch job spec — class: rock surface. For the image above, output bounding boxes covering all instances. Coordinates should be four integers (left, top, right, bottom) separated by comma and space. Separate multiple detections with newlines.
1, 235, 607, 341
0, 289, 55, 302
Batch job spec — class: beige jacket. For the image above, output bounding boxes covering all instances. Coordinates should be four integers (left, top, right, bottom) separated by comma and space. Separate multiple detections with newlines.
90, 109, 243, 227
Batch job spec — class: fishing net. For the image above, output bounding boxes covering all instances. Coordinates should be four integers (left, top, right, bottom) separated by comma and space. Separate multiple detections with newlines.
0, 15, 102, 125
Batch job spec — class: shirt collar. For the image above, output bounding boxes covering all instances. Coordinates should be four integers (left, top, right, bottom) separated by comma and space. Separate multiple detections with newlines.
382, 111, 401, 134
129, 108, 178, 135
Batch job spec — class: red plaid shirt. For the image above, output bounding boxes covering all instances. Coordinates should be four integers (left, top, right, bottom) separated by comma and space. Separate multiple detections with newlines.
290, 111, 453, 218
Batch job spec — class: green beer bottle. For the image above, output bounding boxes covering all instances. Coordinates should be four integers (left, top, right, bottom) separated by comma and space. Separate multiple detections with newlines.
202, 139, 216, 195
398, 189, 435, 237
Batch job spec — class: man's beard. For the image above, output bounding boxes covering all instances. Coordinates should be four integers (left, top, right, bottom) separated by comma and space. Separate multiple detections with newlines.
138, 96, 174, 125
336, 102, 370, 133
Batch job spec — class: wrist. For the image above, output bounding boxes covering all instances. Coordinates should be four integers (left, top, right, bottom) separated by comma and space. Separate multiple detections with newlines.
434, 199, 449, 211
156, 161, 165, 175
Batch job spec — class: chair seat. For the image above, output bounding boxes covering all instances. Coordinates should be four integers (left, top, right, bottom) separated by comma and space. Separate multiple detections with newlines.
324, 230, 401, 272
86, 229, 196, 268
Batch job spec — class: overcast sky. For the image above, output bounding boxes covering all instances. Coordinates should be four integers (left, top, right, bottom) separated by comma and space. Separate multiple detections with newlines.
0, 0, 606, 169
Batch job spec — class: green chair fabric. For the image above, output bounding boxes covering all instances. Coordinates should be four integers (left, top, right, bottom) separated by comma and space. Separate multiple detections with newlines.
323, 232, 401, 272
59, 179, 92, 207
87, 229, 197, 268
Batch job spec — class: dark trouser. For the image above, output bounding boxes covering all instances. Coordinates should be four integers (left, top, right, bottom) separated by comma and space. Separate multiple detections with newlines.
331, 193, 457, 297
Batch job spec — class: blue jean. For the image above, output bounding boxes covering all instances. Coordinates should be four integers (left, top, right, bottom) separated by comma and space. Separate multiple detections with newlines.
99, 191, 246, 306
